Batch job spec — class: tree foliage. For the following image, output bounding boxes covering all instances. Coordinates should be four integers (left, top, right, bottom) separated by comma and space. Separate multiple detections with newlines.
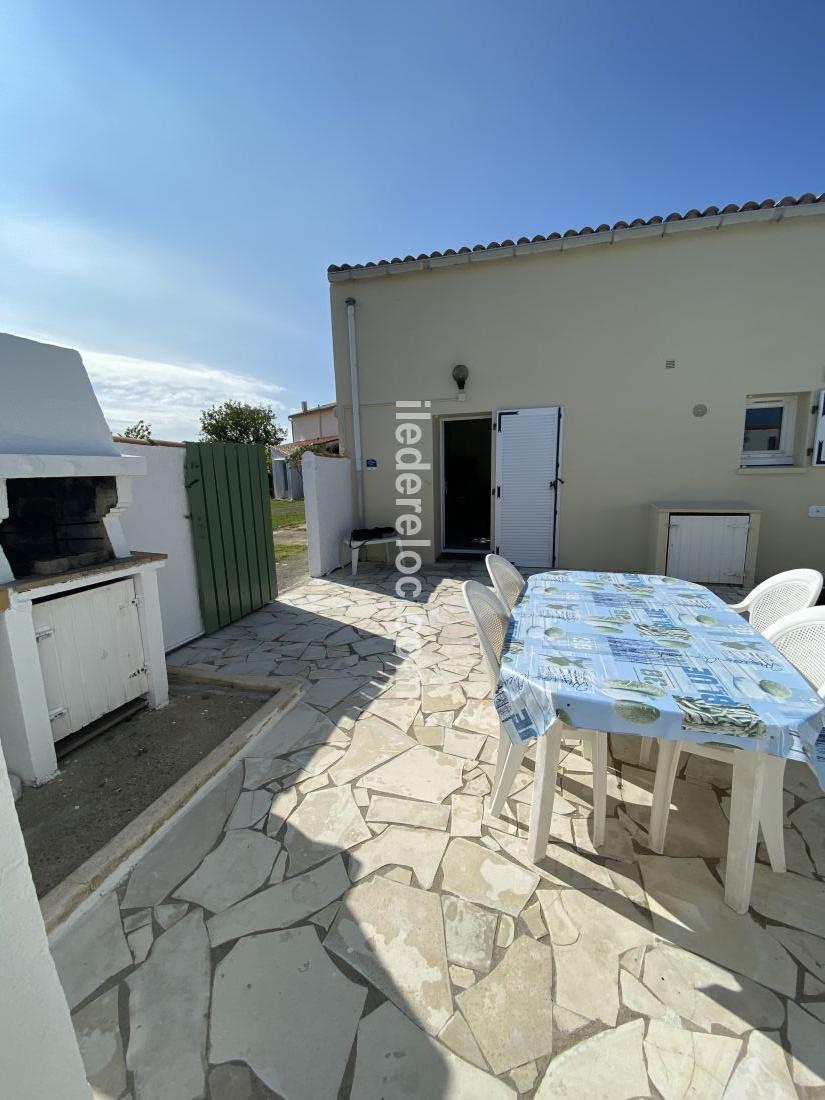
122, 419, 152, 440
285, 442, 327, 467
199, 401, 286, 446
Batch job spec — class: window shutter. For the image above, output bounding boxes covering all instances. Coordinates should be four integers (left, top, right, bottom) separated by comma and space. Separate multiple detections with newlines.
815, 390, 825, 467
494, 406, 561, 568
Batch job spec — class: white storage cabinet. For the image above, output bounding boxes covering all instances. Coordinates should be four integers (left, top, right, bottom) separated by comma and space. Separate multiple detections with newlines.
649, 502, 761, 588
33, 577, 148, 741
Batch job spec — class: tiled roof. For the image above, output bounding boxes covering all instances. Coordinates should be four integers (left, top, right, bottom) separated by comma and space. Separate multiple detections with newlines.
328, 192, 825, 277
278, 434, 339, 453
289, 402, 336, 418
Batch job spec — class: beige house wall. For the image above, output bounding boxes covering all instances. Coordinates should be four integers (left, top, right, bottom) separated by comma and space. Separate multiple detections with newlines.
290, 405, 338, 443
330, 215, 825, 579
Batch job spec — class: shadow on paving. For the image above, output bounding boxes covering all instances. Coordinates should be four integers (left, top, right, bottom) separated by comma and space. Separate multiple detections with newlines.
46, 562, 823, 1096
48, 568, 473, 1099
50, 749, 460, 1096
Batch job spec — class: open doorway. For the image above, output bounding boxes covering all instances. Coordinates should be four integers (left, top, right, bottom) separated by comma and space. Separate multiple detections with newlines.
441, 416, 492, 554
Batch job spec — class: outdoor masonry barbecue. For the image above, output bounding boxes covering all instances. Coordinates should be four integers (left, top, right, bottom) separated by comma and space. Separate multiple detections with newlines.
0, 334, 168, 785
2, 474, 120, 577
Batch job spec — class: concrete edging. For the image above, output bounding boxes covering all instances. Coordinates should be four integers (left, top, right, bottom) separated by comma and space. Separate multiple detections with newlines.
40, 671, 304, 932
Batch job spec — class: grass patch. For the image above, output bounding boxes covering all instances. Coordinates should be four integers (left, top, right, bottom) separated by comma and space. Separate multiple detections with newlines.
271, 499, 305, 530
275, 542, 306, 563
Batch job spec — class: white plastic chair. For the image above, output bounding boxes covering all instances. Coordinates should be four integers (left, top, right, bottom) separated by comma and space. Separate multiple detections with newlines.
648, 606, 825, 913
764, 606, 825, 688
729, 568, 823, 632
463, 579, 608, 861
639, 568, 823, 767
485, 554, 526, 612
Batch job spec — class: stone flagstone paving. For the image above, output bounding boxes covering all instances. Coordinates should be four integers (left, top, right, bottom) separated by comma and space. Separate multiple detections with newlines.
48, 563, 825, 1098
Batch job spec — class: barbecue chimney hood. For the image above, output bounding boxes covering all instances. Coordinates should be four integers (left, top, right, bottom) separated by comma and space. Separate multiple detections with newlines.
0, 334, 146, 582
0, 333, 145, 475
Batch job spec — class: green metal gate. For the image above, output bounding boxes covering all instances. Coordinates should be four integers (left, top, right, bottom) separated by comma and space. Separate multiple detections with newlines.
184, 442, 276, 633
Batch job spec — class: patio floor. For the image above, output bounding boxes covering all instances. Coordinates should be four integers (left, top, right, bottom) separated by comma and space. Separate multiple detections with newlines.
50, 563, 825, 1099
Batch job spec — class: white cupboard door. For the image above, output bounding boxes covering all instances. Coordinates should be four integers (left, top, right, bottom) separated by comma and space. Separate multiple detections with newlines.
33, 578, 149, 741
666, 514, 750, 584
494, 406, 562, 568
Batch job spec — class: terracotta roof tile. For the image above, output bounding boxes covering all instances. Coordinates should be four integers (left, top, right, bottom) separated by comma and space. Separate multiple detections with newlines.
328, 193, 824, 275
288, 401, 336, 418
278, 434, 339, 453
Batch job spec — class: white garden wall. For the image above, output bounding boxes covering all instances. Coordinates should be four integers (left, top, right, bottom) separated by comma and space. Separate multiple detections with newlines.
118, 441, 204, 649
303, 452, 352, 577
0, 747, 90, 1099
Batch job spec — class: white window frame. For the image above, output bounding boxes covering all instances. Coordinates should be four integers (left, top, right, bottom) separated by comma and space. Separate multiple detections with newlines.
741, 395, 797, 467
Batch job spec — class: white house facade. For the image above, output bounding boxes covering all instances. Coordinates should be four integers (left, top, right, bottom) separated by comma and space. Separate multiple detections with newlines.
328, 194, 825, 582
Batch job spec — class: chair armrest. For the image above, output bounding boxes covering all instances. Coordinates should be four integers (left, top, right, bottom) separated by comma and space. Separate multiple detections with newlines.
727, 600, 750, 615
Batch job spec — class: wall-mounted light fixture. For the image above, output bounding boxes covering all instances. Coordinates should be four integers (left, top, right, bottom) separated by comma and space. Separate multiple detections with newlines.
452, 364, 469, 391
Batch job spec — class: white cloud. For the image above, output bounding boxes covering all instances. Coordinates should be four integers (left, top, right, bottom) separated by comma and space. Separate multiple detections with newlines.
0, 209, 304, 441
82, 348, 286, 441
0, 212, 306, 337
0, 320, 289, 441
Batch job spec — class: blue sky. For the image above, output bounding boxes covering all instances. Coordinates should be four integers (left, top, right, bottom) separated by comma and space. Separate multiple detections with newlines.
2, 0, 824, 439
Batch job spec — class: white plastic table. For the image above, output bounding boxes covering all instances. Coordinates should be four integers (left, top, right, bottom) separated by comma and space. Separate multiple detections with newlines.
344, 534, 396, 576
494, 570, 825, 910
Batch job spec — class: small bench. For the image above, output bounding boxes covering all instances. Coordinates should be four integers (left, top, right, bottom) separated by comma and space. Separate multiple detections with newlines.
343, 534, 396, 576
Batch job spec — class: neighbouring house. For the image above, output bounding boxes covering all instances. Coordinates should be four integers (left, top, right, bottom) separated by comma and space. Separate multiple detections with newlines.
272, 400, 339, 500
290, 399, 339, 447
328, 193, 825, 581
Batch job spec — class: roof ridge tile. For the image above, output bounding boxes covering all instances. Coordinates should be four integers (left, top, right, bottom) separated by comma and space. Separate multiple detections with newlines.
327, 192, 824, 273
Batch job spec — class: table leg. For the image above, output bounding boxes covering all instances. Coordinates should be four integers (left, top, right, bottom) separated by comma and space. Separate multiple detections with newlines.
648, 739, 681, 854
351, 546, 359, 577
527, 719, 564, 863
758, 755, 787, 874
590, 731, 608, 848
725, 751, 766, 913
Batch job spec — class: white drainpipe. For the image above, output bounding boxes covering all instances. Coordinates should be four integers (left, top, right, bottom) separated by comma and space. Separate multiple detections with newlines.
345, 297, 365, 526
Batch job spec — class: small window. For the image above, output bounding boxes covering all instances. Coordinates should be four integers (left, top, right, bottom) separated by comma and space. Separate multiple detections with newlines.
741, 396, 797, 466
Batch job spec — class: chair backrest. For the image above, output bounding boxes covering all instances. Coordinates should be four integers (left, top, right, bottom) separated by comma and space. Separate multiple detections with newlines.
463, 579, 509, 688
746, 569, 823, 633
763, 607, 825, 696
485, 554, 525, 612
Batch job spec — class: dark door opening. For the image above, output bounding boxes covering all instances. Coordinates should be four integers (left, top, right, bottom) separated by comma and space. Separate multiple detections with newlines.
442, 417, 492, 553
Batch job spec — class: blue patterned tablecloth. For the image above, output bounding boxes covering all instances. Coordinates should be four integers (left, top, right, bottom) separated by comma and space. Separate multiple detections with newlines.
494, 571, 825, 786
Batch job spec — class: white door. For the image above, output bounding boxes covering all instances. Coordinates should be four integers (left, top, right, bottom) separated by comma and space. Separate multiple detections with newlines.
666, 514, 750, 584
494, 406, 562, 568
34, 578, 149, 741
